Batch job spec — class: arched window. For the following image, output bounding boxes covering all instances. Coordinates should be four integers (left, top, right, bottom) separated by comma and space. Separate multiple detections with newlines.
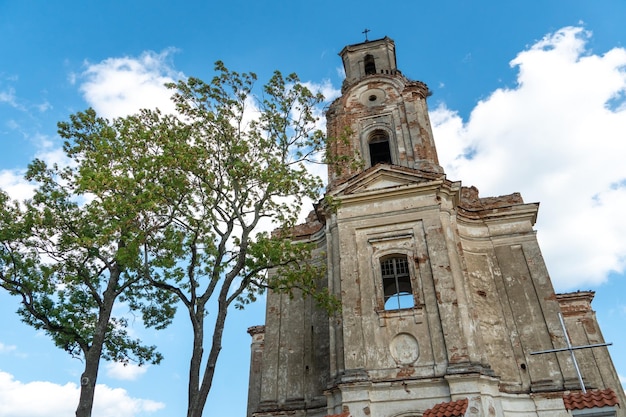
364, 54, 376, 75
381, 256, 414, 310
369, 130, 392, 166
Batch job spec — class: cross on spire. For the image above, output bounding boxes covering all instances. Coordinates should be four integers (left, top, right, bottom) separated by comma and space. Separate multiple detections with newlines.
362, 28, 370, 41
530, 313, 612, 393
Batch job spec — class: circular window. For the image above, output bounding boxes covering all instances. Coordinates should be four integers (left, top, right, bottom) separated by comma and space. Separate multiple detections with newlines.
359, 88, 386, 107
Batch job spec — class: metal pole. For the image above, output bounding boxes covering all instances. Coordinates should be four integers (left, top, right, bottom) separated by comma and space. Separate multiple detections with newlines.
558, 313, 586, 393
530, 313, 612, 393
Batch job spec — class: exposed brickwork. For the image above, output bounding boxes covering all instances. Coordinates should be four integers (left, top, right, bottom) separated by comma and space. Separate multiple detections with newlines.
459, 186, 524, 210
557, 291, 595, 316
247, 325, 265, 336
326, 44, 443, 191
287, 210, 323, 240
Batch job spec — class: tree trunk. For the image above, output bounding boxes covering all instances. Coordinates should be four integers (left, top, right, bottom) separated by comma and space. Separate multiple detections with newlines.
75, 349, 101, 417
187, 299, 228, 417
75, 270, 119, 417
187, 306, 205, 417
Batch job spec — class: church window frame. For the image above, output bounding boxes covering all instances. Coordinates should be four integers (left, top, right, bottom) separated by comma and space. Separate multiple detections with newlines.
367, 128, 393, 167
377, 252, 418, 311
367, 232, 427, 322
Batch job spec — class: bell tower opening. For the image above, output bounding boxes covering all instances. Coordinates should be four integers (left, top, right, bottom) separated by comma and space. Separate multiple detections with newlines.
369, 130, 392, 166
364, 54, 376, 75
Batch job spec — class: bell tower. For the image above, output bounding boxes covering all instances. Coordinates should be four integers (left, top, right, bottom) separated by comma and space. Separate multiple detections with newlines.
247, 37, 625, 417
327, 37, 443, 190
339, 36, 397, 84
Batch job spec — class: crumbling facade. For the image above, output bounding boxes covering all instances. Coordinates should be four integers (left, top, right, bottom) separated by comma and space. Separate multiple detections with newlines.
247, 37, 625, 417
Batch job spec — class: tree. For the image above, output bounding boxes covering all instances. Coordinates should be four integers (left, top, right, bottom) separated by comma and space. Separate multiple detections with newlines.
0, 109, 180, 417
0, 61, 336, 417
143, 62, 337, 417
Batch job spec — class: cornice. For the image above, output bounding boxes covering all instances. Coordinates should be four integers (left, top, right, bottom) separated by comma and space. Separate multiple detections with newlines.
456, 202, 539, 225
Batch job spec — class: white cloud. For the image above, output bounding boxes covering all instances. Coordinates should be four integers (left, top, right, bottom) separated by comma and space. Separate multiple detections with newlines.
431, 26, 626, 290
33, 133, 73, 169
0, 170, 35, 201
0, 132, 74, 202
0, 88, 21, 110
105, 362, 149, 381
0, 343, 16, 354
36, 101, 51, 112
336, 65, 346, 79
0, 370, 164, 417
305, 79, 341, 135
303, 79, 341, 104
79, 49, 184, 120
5, 119, 19, 130
68, 71, 77, 86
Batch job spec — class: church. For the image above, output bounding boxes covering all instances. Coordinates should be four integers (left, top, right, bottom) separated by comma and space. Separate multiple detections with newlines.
246, 37, 625, 417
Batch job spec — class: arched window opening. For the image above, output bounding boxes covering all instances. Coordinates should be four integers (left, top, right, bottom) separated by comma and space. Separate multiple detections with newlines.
364, 54, 376, 75
369, 130, 392, 166
381, 256, 414, 310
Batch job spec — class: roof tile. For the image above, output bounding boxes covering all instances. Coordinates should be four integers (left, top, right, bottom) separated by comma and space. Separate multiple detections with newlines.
563, 388, 620, 410
423, 398, 469, 417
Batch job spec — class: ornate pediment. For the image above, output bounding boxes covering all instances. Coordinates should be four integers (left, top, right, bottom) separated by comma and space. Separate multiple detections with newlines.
330, 164, 444, 197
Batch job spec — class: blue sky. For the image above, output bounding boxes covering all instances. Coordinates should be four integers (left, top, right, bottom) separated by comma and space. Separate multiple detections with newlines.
1, 1, 626, 416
